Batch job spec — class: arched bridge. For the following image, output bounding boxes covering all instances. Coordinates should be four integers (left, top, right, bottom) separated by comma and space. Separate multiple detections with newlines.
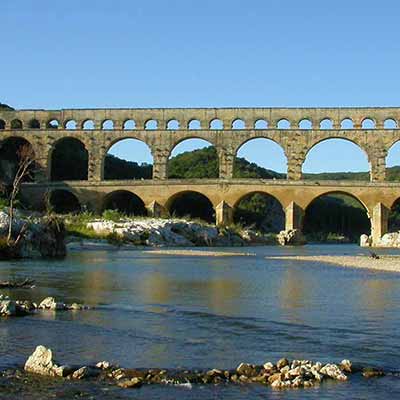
1, 106, 400, 244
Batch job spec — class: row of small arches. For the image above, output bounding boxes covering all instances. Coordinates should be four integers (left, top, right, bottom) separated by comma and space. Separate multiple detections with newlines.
1, 117, 399, 131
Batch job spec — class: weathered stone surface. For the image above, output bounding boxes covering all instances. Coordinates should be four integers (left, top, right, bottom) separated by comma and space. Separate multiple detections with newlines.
360, 234, 372, 247
38, 297, 64, 310
0, 299, 17, 316
277, 229, 306, 246
0, 211, 66, 259
24, 345, 70, 377
71, 366, 100, 380
376, 232, 400, 247
118, 377, 143, 388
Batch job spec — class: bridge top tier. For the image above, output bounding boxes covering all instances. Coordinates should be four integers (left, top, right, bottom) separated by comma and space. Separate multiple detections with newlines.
1, 107, 400, 130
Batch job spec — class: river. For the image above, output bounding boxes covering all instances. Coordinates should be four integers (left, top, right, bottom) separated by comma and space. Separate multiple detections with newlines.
1, 244, 400, 399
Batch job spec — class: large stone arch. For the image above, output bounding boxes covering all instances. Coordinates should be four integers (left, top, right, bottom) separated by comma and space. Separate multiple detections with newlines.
48, 189, 81, 214
49, 137, 89, 181
233, 136, 288, 178
302, 136, 371, 179
302, 190, 371, 242
233, 190, 285, 232
165, 190, 215, 222
167, 137, 219, 179
0, 136, 36, 184
304, 136, 369, 160
102, 136, 154, 180
303, 190, 371, 214
168, 134, 218, 156
102, 190, 147, 216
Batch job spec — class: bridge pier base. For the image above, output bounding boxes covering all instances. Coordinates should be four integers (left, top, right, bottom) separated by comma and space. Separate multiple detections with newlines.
371, 202, 389, 245
215, 201, 233, 227
146, 200, 168, 218
285, 201, 304, 231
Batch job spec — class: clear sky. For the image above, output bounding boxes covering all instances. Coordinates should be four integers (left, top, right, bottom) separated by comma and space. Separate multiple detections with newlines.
2, 0, 400, 172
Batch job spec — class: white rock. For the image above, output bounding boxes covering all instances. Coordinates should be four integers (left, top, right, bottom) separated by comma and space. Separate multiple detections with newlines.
0, 300, 16, 316
25, 345, 60, 376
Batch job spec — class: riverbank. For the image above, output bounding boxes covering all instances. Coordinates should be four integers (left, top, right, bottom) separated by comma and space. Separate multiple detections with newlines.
266, 254, 400, 273
66, 214, 281, 247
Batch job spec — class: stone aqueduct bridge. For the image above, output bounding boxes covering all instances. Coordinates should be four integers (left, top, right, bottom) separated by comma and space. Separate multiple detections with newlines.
1, 106, 400, 244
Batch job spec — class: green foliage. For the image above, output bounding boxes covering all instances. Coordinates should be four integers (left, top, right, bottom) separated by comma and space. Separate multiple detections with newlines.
105, 154, 152, 180
168, 146, 218, 178
0, 197, 9, 209
0, 103, 13, 110
102, 209, 127, 222
233, 157, 284, 179
234, 193, 284, 233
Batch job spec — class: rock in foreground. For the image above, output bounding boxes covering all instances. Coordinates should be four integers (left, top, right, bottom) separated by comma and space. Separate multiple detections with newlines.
23, 346, 358, 390
0, 295, 90, 317
0, 211, 66, 259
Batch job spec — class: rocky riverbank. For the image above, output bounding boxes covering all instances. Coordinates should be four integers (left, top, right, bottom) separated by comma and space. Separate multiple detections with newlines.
0, 210, 66, 259
0, 295, 90, 317
76, 217, 284, 247
20, 345, 363, 390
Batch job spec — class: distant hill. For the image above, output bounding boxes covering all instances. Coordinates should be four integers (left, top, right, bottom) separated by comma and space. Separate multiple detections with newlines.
0, 103, 14, 111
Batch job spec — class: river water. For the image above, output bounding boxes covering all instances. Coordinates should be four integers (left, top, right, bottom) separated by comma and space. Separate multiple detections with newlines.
1, 244, 400, 399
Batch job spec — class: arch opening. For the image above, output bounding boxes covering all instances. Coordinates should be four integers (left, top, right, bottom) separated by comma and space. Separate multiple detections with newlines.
145, 119, 158, 130
277, 119, 290, 129
386, 141, 400, 181
168, 139, 218, 179
47, 119, 59, 129
389, 198, 400, 232
102, 119, 114, 130
11, 119, 22, 129
168, 191, 214, 223
48, 190, 81, 214
303, 138, 369, 180
167, 119, 179, 130
232, 119, 245, 129
234, 138, 287, 179
102, 190, 147, 216
0, 120, 5, 130
341, 118, 354, 129
28, 119, 40, 129
210, 119, 223, 130
233, 192, 284, 233
320, 118, 333, 129
362, 118, 375, 129
83, 120, 95, 130
123, 119, 136, 130
65, 120, 77, 130
104, 138, 153, 180
384, 118, 397, 129
188, 119, 201, 130
50, 138, 88, 181
254, 119, 268, 129
0, 137, 35, 185
299, 119, 312, 129
303, 192, 370, 243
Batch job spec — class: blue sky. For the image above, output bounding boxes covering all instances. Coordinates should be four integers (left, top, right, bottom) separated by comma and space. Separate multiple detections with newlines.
2, 0, 400, 172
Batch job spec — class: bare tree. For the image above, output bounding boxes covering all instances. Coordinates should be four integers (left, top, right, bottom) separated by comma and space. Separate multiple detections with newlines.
6, 144, 36, 244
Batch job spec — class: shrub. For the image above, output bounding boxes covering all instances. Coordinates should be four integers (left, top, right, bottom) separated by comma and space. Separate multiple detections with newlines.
102, 209, 127, 222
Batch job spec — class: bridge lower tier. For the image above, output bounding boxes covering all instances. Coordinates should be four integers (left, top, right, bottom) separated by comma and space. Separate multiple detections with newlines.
21, 179, 400, 244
